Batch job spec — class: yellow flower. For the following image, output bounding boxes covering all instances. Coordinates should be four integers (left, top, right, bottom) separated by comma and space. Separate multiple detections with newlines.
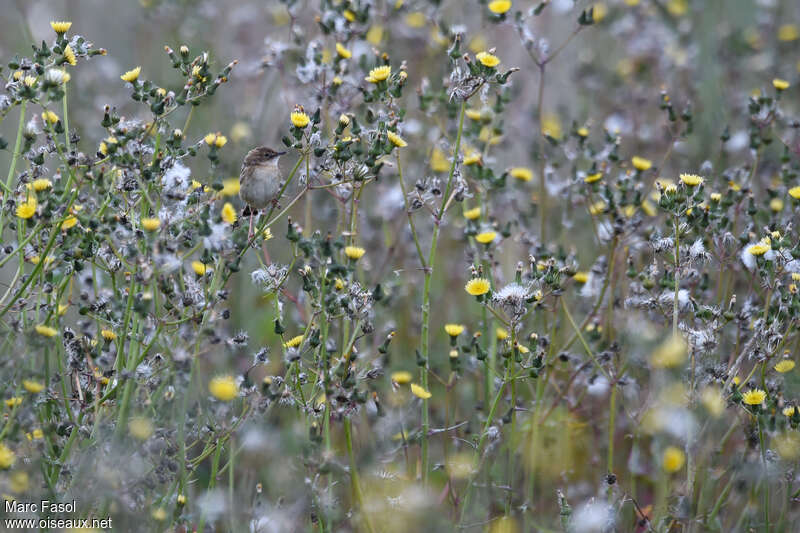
101, 329, 117, 341
221, 202, 237, 224
4, 397, 22, 408
63, 44, 77, 66
405, 12, 426, 28
0, 444, 16, 469
496, 328, 509, 341
16, 197, 37, 219
204, 132, 218, 145
775, 360, 796, 373
186, 261, 207, 277
345, 246, 366, 260
541, 114, 562, 138
476, 51, 500, 68
488, 0, 512, 14
221, 178, 240, 196
789, 186, 800, 199
284, 335, 304, 348
366, 25, 384, 45
584, 172, 603, 184
475, 231, 497, 244
784, 406, 797, 417
23, 75, 36, 87
573, 272, 589, 284
430, 148, 450, 172
680, 173, 703, 187
742, 389, 767, 405
631, 156, 652, 171
651, 335, 687, 369
50, 21, 72, 33
32, 179, 52, 191
576, 126, 590, 137
208, 375, 239, 402
141, 217, 161, 231
290, 111, 310, 128
444, 324, 465, 337
177, 494, 187, 505
778, 24, 799, 42
391, 371, 412, 384
773, 78, 790, 91
60, 215, 77, 230
464, 207, 481, 220
510, 167, 533, 182
701, 387, 725, 417
120, 67, 141, 83
770, 198, 784, 212
335, 43, 352, 59
22, 380, 44, 393
747, 241, 770, 256
129, 417, 154, 440
410, 383, 432, 399
215, 135, 227, 148
662, 446, 685, 473
35, 324, 57, 338
41, 110, 59, 125
465, 278, 491, 296
387, 131, 407, 147
365, 65, 392, 83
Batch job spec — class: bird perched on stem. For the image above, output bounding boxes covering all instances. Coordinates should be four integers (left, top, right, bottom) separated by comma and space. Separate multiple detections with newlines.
239, 146, 286, 238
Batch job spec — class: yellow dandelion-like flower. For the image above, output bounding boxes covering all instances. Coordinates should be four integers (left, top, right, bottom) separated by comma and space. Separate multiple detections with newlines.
464, 207, 481, 220
32, 179, 52, 192
444, 324, 465, 337
488, 0, 512, 14
770, 198, 784, 212
631, 156, 652, 171
22, 380, 44, 393
651, 334, 687, 369
465, 278, 491, 296
63, 44, 77, 66
496, 328, 509, 340
410, 383, 432, 399
747, 241, 770, 256
365, 65, 392, 83
50, 21, 72, 33
679, 173, 703, 186
510, 167, 533, 182
221, 178, 240, 196
366, 25, 384, 45
476, 51, 500, 68
35, 324, 57, 338
662, 446, 685, 473
284, 335, 304, 348
120, 67, 141, 83
208, 375, 239, 402
584, 172, 603, 184
101, 329, 117, 341
0, 444, 16, 469
215, 135, 227, 148
204, 132, 218, 145
129, 417, 154, 441
541, 114, 562, 138
573, 272, 589, 284
430, 148, 450, 172
16, 197, 36, 219
344, 246, 366, 260
41, 110, 59, 125
191, 261, 209, 275
141, 217, 161, 231
387, 130, 407, 147
775, 360, 796, 373
783, 406, 796, 417
23, 75, 36, 87
742, 389, 767, 405
5, 397, 22, 408
405, 12, 426, 28
475, 231, 497, 244
773, 78, 790, 91
221, 202, 237, 224
335, 42, 352, 58
290, 111, 310, 128
701, 387, 725, 417
778, 24, 799, 42
61, 215, 77, 230
391, 371, 412, 384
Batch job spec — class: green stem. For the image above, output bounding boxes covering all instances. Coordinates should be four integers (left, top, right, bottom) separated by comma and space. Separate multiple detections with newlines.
344, 418, 376, 533
0, 100, 27, 233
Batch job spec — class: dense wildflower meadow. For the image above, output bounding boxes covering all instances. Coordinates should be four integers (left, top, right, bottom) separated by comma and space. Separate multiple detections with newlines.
1, 0, 800, 531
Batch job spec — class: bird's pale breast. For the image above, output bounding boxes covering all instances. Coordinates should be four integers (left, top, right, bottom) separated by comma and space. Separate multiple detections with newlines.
239, 161, 281, 209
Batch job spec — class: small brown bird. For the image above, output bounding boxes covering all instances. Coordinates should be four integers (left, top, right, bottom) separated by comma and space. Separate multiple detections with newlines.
239, 146, 286, 237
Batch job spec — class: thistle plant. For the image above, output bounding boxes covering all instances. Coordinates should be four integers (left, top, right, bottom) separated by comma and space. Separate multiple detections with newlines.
1, 2, 800, 532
